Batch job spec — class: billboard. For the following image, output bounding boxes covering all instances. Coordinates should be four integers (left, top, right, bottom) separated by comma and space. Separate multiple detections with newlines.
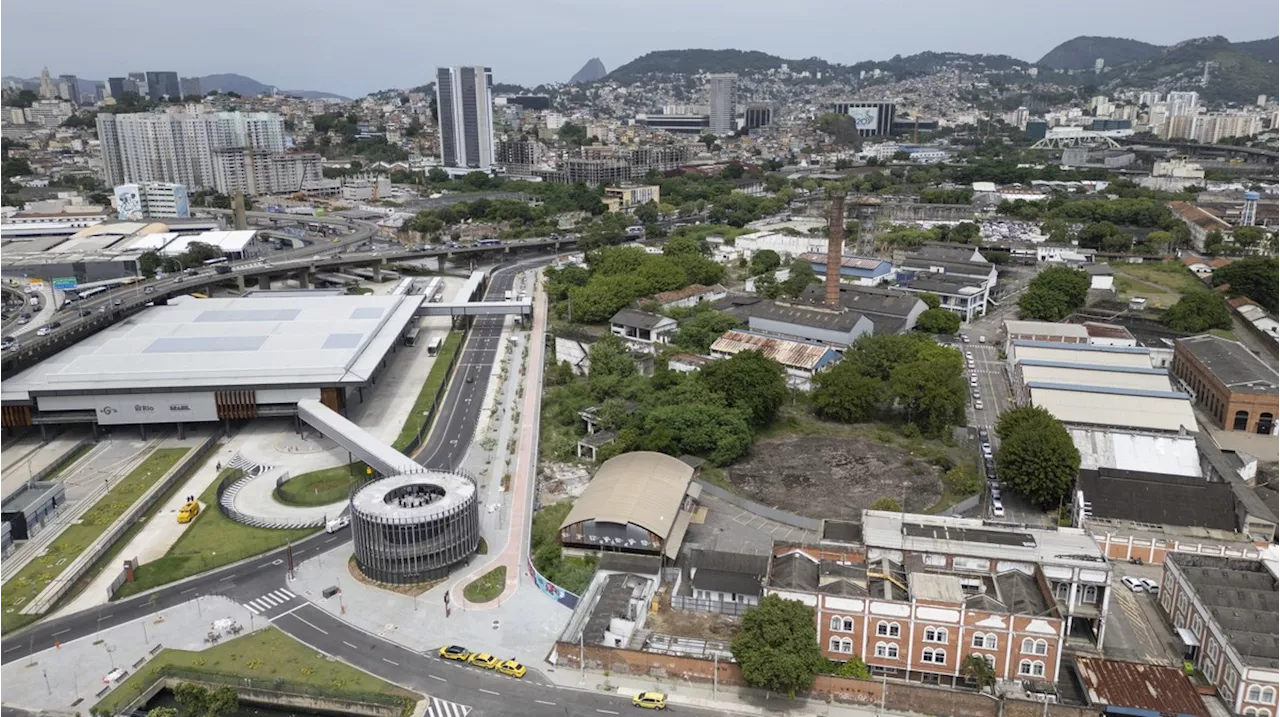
52, 277, 78, 291
848, 107, 879, 132
39, 392, 218, 425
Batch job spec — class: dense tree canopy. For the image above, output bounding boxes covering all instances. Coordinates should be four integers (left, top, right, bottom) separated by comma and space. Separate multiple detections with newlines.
700, 350, 788, 429
994, 406, 1080, 510
1162, 292, 1233, 333
731, 594, 826, 698
1213, 258, 1278, 313
670, 309, 744, 354
916, 308, 961, 335
1019, 266, 1089, 321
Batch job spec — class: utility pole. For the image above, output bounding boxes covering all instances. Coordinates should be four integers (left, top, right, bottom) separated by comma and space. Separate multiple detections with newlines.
579, 632, 585, 683
713, 652, 718, 699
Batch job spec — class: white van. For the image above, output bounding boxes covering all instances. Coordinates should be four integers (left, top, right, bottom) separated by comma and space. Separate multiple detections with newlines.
325, 515, 350, 533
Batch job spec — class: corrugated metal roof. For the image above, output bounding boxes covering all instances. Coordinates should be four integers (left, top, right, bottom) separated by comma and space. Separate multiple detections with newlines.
1030, 387, 1197, 433
1074, 657, 1209, 717
1071, 428, 1201, 477
796, 252, 888, 272
1020, 366, 1173, 392
560, 452, 693, 540
1004, 320, 1090, 339
1012, 340, 1150, 354
1012, 344, 1153, 369
710, 329, 832, 370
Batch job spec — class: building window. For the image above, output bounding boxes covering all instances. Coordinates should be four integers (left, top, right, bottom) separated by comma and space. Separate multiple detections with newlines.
921, 648, 947, 664
1082, 585, 1098, 604
1019, 660, 1045, 677
843, 617, 854, 632
874, 642, 899, 659
830, 636, 854, 654
1021, 638, 1048, 656
1234, 410, 1251, 431
971, 633, 997, 649
830, 616, 843, 632
924, 627, 948, 643
877, 621, 900, 638
1248, 686, 1277, 704
1259, 413, 1275, 435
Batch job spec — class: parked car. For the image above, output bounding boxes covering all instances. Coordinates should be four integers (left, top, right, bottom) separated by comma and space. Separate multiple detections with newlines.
632, 692, 668, 710
990, 486, 1001, 500
1121, 576, 1144, 592
467, 653, 500, 669
325, 515, 350, 533
991, 500, 1005, 518
975, 400, 984, 410
1138, 578, 1160, 594
438, 645, 471, 661
497, 659, 527, 678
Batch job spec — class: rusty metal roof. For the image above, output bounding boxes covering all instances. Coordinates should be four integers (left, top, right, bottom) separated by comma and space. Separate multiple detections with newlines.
1073, 657, 1209, 717
710, 329, 833, 370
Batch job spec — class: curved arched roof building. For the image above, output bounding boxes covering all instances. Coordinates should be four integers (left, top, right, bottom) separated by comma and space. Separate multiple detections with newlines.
559, 451, 697, 559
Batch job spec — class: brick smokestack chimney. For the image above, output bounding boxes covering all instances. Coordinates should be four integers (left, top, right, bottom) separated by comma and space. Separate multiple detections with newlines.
825, 188, 847, 309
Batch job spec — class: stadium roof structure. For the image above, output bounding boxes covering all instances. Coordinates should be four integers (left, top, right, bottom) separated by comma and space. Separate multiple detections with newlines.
2, 294, 425, 400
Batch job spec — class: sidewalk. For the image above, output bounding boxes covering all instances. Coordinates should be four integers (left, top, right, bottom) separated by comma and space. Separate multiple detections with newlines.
543, 666, 884, 717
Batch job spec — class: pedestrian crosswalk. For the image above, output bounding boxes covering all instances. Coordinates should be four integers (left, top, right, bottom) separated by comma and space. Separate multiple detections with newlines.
426, 696, 472, 717
242, 588, 299, 616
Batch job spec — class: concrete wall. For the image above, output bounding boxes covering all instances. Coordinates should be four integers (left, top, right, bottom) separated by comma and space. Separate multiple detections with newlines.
556, 642, 1101, 717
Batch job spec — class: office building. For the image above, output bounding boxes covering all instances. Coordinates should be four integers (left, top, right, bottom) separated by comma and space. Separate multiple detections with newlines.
57, 75, 80, 105
745, 102, 773, 130
145, 71, 181, 100
106, 77, 130, 99
505, 95, 550, 111
435, 66, 495, 170
127, 72, 149, 98
97, 110, 298, 195
831, 100, 897, 137
637, 113, 709, 134
113, 182, 191, 220
707, 73, 737, 135
38, 68, 55, 100
180, 77, 202, 100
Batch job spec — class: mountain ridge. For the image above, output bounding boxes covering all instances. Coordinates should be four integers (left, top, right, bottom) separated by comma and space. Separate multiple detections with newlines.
569, 58, 607, 85
0, 72, 345, 100
1036, 36, 1164, 70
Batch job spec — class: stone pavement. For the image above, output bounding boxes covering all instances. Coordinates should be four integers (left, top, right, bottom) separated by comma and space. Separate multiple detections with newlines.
1, 597, 260, 714
543, 667, 887, 717
0, 430, 91, 501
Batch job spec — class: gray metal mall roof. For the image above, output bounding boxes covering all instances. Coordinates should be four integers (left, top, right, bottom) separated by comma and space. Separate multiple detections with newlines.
2, 294, 425, 400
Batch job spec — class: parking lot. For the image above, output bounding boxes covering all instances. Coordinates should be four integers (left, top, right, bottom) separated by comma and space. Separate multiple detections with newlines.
1102, 563, 1184, 667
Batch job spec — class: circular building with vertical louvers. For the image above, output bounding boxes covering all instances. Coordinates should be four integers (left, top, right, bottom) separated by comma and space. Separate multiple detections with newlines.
349, 470, 479, 584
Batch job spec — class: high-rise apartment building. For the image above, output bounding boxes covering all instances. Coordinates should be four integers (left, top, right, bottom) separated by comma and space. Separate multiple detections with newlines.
435, 66, 494, 170
1167, 91, 1199, 118
96, 110, 303, 195
57, 75, 81, 105
745, 102, 774, 130
180, 77, 202, 100
707, 73, 737, 135
145, 71, 182, 101
113, 182, 191, 220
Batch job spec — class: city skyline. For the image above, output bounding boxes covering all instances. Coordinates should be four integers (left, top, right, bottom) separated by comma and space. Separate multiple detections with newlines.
2, 0, 1277, 97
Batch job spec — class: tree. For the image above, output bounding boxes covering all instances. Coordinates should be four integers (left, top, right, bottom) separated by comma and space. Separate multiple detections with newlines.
870, 497, 902, 512
753, 272, 781, 299
426, 167, 449, 183
138, 250, 163, 278
205, 686, 239, 717
1017, 287, 1071, 321
3, 89, 38, 108
2, 156, 32, 177
749, 249, 782, 277
633, 201, 660, 224
995, 408, 1080, 510
833, 655, 872, 678
917, 292, 941, 310
700, 350, 788, 429
699, 133, 717, 152
586, 334, 636, 399
811, 363, 887, 423
888, 345, 967, 435
781, 260, 818, 297
642, 403, 753, 466
916, 308, 961, 335
731, 594, 825, 698
1033, 266, 1090, 309
173, 682, 211, 715
995, 405, 1058, 442
558, 122, 588, 147
1162, 292, 1232, 333
672, 310, 743, 353
1213, 257, 1278, 313
146, 709, 179, 717
962, 654, 997, 693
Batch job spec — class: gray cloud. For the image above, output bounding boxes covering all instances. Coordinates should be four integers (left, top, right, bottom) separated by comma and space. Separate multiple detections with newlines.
3, 0, 1276, 97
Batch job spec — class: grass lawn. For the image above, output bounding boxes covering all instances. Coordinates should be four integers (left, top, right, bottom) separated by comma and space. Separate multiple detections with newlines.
93, 626, 420, 715
1113, 275, 1180, 310
1, 447, 189, 635
462, 566, 506, 603
1112, 261, 1209, 295
395, 331, 463, 451
275, 462, 366, 507
115, 470, 318, 599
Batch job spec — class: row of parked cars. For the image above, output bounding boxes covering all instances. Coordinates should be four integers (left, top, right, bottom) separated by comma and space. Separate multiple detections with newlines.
437, 645, 670, 709
978, 427, 1005, 518
1121, 576, 1160, 594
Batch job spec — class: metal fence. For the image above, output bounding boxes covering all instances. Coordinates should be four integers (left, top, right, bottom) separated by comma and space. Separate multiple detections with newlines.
670, 594, 753, 617
694, 478, 822, 531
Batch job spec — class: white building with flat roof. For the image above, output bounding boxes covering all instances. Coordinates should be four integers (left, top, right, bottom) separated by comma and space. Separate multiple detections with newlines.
113, 182, 190, 220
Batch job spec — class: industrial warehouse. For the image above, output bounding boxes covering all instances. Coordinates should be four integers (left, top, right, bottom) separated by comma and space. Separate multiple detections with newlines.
0, 292, 427, 433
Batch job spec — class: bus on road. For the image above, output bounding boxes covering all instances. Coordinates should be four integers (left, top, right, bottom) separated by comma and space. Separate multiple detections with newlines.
426, 336, 443, 357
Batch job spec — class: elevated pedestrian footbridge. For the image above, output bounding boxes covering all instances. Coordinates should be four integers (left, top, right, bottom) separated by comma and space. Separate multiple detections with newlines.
296, 399, 424, 477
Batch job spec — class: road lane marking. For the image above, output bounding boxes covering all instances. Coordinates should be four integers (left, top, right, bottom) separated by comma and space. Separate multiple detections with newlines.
325, 537, 336, 543
478, 688, 499, 695
53, 629, 71, 636
535, 700, 556, 706
181, 588, 197, 594
428, 674, 447, 682
4, 645, 22, 653
382, 658, 399, 666
219, 575, 236, 582
343, 641, 359, 649
291, 615, 328, 634
99, 614, 112, 620
596, 710, 619, 715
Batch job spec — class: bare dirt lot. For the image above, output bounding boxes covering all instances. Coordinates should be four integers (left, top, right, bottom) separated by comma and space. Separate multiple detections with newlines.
726, 433, 944, 520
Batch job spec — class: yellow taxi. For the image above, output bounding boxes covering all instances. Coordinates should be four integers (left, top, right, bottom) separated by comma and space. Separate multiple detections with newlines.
467, 652, 500, 670
438, 645, 471, 661
177, 501, 200, 524
631, 692, 668, 710
496, 659, 526, 678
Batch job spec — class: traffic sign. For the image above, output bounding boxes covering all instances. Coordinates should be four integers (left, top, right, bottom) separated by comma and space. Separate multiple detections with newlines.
52, 277, 78, 291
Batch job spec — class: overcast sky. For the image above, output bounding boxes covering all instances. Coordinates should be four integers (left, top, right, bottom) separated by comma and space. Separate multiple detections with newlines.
3, 0, 1277, 97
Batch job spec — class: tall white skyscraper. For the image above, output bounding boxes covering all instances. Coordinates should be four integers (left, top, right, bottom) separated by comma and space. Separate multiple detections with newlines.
435, 66, 494, 170
1167, 91, 1200, 118
96, 110, 313, 195
708, 73, 738, 136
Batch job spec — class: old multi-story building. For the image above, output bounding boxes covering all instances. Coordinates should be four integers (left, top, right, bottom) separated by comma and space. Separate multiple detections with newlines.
1172, 334, 1278, 434
1159, 553, 1279, 716
766, 511, 1113, 686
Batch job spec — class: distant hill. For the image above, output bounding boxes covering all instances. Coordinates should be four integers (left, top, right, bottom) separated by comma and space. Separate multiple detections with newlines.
606, 49, 838, 82
1103, 36, 1279, 104
196, 73, 346, 100
1037, 36, 1164, 70
569, 58, 607, 85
